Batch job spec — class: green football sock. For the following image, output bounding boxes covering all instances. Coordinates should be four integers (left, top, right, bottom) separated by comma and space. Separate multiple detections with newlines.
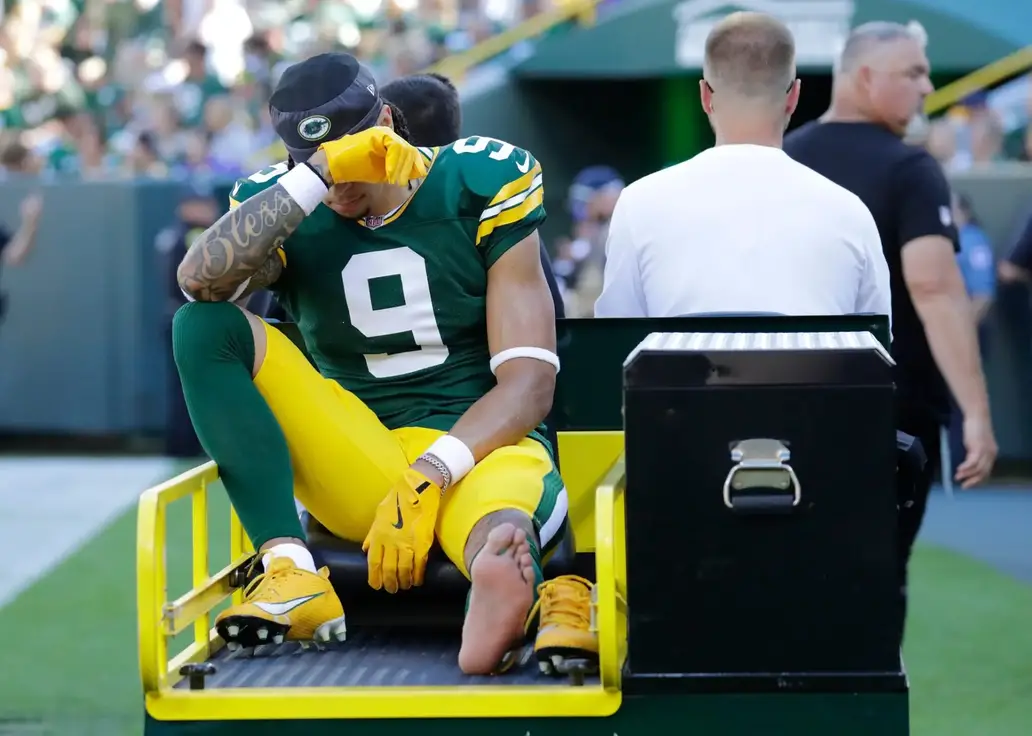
172, 301, 303, 547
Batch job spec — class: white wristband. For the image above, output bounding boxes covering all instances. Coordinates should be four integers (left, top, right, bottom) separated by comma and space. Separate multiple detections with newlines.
424, 435, 476, 487
278, 163, 328, 215
489, 346, 560, 375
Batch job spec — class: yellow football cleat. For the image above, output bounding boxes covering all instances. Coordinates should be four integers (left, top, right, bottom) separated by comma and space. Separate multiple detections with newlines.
530, 575, 599, 676
215, 557, 347, 649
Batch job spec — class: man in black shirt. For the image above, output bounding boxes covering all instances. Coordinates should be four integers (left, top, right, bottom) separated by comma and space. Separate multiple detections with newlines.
785, 22, 997, 637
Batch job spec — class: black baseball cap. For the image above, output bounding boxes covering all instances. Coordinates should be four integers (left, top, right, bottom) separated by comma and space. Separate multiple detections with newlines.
269, 52, 383, 163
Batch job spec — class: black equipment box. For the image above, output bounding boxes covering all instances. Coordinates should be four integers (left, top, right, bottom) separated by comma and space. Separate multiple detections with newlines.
622, 331, 902, 691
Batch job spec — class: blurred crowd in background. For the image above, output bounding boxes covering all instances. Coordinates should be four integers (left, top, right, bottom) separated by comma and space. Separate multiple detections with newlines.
2, 1, 1032, 319
0, 0, 624, 317
0, 0, 557, 181
917, 74, 1032, 169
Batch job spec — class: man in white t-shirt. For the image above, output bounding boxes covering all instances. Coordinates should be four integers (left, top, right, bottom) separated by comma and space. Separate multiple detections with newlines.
594, 11, 891, 329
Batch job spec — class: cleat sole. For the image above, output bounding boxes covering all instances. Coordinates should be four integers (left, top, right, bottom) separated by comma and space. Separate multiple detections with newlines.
534, 646, 599, 679
217, 615, 291, 650
313, 614, 348, 644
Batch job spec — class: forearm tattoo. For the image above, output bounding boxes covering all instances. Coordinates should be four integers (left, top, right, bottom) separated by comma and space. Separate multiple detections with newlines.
177, 184, 305, 302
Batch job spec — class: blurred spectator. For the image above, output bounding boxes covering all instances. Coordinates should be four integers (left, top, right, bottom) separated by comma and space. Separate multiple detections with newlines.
969, 114, 1004, 165
127, 132, 170, 178
998, 206, 1032, 285
0, 192, 44, 324
154, 181, 217, 458
0, 139, 42, 176
174, 41, 230, 129
0, 0, 565, 180
203, 95, 255, 176
953, 193, 996, 325
552, 165, 624, 317
925, 119, 957, 168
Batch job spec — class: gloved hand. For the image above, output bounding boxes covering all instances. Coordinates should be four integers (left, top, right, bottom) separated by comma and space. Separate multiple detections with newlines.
362, 468, 442, 594
318, 126, 428, 186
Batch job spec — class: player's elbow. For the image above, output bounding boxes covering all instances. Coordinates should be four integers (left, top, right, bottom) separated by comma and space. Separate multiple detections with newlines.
523, 366, 556, 426
177, 263, 218, 303
498, 360, 556, 427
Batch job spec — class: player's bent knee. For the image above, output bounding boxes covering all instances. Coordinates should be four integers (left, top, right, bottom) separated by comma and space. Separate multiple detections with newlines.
233, 304, 269, 376
172, 301, 258, 375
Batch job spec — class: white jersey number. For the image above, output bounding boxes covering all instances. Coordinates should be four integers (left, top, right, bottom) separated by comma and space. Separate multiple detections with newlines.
247, 161, 289, 184
340, 247, 449, 379
453, 135, 530, 174
453, 136, 516, 162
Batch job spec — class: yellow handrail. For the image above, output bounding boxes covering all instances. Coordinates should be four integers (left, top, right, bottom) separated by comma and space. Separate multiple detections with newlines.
925, 45, 1032, 116
421, 0, 601, 82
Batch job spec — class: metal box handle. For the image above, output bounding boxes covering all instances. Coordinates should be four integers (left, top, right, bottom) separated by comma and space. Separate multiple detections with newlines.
722, 439, 801, 514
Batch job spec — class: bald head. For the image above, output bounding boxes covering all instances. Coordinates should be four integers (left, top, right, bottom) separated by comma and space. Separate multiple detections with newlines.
703, 12, 796, 102
837, 21, 923, 75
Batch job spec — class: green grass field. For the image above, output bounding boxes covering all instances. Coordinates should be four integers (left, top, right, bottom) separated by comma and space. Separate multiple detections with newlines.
0, 476, 1030, 736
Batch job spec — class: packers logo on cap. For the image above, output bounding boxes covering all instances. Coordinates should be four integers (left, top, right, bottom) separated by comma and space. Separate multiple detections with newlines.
297, 115, 332, 142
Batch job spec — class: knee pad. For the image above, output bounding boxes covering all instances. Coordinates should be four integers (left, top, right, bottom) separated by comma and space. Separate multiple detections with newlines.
172, 301, 255, 370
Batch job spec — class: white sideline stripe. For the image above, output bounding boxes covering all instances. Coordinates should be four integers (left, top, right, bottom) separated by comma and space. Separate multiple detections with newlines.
0, 456, 173, 608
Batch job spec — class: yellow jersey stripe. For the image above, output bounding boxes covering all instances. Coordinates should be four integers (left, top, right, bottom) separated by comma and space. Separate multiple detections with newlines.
476, 185, 544, 246
229, 198, 241, 210
480, 173, 543, 223
486, 162, 541, 210
358, 148, 438, 229
276, 248, 287, 267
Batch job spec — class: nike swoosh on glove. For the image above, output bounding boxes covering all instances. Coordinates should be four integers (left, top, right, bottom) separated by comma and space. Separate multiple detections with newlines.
362, 468, 442, 594
318, 126, 428, 187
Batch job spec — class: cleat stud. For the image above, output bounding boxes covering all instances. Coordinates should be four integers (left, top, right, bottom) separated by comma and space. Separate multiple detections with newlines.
227, 625, 239, 637
274, 634, 284, 645
257, 628, 268, 641
226, 641, 241, 652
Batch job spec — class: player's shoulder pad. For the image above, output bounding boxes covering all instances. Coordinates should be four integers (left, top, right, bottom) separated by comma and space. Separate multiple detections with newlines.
229, 161, 291, 209
442, 135, 542, 205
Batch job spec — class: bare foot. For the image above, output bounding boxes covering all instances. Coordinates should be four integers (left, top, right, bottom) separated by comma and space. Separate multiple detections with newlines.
511, 532, 534, 581
458, 523, 536, 675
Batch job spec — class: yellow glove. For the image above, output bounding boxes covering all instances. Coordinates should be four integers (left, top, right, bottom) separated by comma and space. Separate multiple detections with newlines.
362, 468, 442, 594
318, 126, 428, 186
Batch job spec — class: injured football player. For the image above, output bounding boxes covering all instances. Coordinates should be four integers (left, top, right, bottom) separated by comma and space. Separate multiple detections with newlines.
172, 51, 589, 675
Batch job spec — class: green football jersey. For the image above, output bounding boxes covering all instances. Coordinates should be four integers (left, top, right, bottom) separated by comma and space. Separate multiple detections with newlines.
230, 136, 547, 432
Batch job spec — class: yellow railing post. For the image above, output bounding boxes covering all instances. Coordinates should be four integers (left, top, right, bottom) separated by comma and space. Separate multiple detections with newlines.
420, 0, 602, 81
191, 477, 210, 657
925, 45, 1032, 117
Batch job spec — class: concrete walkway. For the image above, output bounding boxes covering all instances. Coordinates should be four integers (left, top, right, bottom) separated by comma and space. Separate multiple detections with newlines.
919, 486, 1032, 583
0, 456, 172, 607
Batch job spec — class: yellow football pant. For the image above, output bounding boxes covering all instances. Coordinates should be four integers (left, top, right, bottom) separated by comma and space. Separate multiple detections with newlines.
253, 321, 568, 576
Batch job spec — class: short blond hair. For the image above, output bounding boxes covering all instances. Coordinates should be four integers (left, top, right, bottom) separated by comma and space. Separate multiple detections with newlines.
703, 12, 796, 101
